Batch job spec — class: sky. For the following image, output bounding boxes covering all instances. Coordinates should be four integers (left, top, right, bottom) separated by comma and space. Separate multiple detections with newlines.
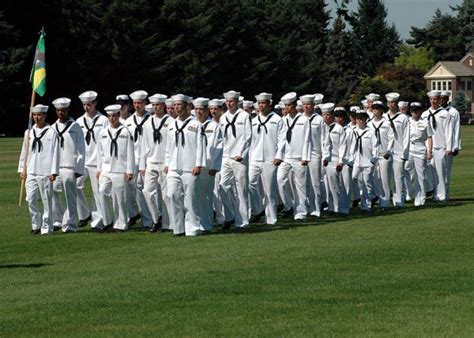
327, 0, 463, 40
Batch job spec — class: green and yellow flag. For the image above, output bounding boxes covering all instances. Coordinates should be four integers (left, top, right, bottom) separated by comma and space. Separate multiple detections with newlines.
30, 28, 46, 97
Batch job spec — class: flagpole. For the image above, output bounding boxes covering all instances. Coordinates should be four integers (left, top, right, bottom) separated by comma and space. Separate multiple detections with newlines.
19, 27, 45, 208
18, 91, 36, 208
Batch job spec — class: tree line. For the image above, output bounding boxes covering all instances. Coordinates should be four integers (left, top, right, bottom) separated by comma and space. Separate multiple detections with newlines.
0, 0, 472, 136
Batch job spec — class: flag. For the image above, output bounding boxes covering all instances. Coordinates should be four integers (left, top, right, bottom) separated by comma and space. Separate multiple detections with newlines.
30, 28, 46, 97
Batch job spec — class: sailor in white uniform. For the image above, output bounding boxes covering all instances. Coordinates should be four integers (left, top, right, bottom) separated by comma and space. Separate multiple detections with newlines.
352, 110, 378, 211
334, 107, 353, 214
116, 94, 131, 124
321, 103, 347, 214
139, 93, 173, 232
219, 90, 252, 229
365, 93, 380, 120
421, 90, 453, 202
276, 92, 311, 220
52, 97, 85, 232
18, 104, 60, 235
76, 90, 108, 229
209, 99, 226, 226
195, 97, 223, 231
164, 94, 206, 236
97, 104, 135, 231
384, 92, 410, 207
369, 101, 393, 209
249, 92, 286, 225
406, 102, 433, 206
301, 94, 324, 217
125, 90, 153, 228
440, 90, 461, 200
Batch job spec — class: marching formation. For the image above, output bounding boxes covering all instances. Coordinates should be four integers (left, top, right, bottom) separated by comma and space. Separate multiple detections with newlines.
19, 89, 461, 236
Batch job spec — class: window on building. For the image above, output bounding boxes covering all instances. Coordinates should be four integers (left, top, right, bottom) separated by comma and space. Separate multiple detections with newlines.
448, 81, 452, 90
460, 81, 465, 90
468, 81, 472, 90
442, 82, 447, 90
432, 82, 436, 90
437, 82, 441, 90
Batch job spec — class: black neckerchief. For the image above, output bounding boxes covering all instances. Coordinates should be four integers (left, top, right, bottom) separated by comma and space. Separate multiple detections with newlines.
84, 114, 100, 145
201, 119, 212, 146
133, 114, 149, 142
108, 127, 124, 158
225, 112, 240, 138
428, 107, 442, 130
286, 115, 301, 142
257, 113, 274, 134
151, 115, 169, 144
371, 120, 383, 145
355, 129, 369, 155
175, 117, 192, 147
309, 114, 319, 124
55, 120, 74, 148
32, 127, 49, 153
327, 123, 336, 147
387, 113, 400, 138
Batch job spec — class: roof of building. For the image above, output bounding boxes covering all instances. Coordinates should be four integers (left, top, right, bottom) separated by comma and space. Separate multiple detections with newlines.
424, 52, 474, 79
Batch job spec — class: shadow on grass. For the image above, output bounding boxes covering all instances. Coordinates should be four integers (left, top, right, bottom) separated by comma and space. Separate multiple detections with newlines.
212, 197, 474, 236
0, 263, 51, 269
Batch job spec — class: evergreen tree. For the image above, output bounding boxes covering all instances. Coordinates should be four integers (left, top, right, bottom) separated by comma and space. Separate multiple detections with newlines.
453, 91, 467, 115
0, 10, 31, 136
408, 9, 466, 61
350, 0, 400, 75
454, 0, 474, 52
324, 15, 358, 105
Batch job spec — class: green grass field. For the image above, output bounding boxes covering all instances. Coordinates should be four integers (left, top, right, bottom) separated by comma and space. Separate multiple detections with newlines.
1, 127, 473, 337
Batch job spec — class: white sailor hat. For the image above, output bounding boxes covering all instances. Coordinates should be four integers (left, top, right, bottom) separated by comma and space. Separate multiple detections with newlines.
104, 104, 121, 115
365, 93, 380, 101
223, 90, 240, 99
398, 101, 409, 108
238, 96, 244, 104
275, 104, 281, 110
209, 99, 224, 108
145, 103, 153, 112
243, 100, 254, 108
361, 99, 368, 107
320, 103, 335, 113
78, 90, 98, 103
313, 93, 324, 104
253, 102, 258, 109
427, 90, 441, 98
355, 109, 369, 117
52, 97, 71, 109
129, 90, 148, 101
255, 92, 272, 101
372, 100, 385, 108
116, 94, 129, 101
299, 94, 315, 103
149, 94, 168, 103
334, 106, 346, 114
440, 91, 451, 97
165, 98, 173, 107
188, 97, 193, 104
410, 102, 423, 110
193, 97, 209, 107
350, 105, 360, 112
171, 93, 190, 103
385, 92, 400, 101
31, 104, 49, 113
280, 92, 297, 105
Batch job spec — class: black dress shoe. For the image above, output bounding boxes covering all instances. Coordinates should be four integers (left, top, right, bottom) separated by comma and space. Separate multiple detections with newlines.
127, 214, 141, 227
30, 229, 41, 235
277, 203, 285, 212
371, 197, 379, 209
78, 214, 92, 227
174, 232, 185, 237
103, 223, 113, 231
149, 221, 162, 233
111, 228, 126, 233
222, 219, 234, 230
320, 201, 329, 210
282, 208, 293, 217
250, 210, 265, 223
352, 199, 360, 209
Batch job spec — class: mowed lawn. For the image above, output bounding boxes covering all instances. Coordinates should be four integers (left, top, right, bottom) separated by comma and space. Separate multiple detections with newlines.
0, 127, 473, 337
